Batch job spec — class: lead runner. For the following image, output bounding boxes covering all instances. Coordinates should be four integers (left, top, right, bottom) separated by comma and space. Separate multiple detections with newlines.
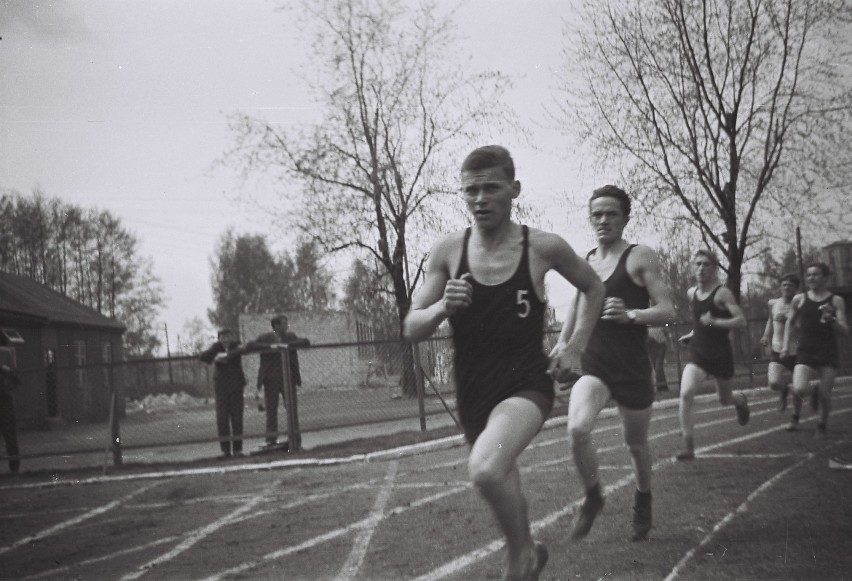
404, 145, 604, 580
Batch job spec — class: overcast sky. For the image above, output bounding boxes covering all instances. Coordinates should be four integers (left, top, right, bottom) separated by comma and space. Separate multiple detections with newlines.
1, 0, 611, 348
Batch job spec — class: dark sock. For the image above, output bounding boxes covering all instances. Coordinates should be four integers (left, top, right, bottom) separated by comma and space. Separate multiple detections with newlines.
635, 489, 651, 507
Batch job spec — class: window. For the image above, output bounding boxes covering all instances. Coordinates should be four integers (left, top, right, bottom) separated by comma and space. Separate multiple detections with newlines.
1, 327, 24, 344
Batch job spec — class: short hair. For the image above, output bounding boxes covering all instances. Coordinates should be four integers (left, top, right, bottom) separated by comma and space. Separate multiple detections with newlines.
217, 328, 233, 339
780, 272, 800, 287
806, 262, 831, 277
589, 185, 631, 220
694, 249, 719, 267
271, 315, 288, 328
460, 145, 515, 181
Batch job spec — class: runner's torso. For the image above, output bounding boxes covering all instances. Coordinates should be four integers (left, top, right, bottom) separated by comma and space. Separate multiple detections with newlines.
690, 285, 730, 358
449, 226, 551, 427
581, 244, 651, 385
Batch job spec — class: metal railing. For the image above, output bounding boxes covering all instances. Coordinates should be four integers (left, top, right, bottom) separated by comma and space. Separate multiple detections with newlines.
2, 317, 849, 474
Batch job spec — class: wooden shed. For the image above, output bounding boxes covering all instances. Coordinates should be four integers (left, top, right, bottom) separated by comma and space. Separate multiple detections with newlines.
0, 272, 126, 427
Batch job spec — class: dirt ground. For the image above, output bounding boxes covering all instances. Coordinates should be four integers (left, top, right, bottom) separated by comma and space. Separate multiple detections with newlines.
1, 385, 850, 580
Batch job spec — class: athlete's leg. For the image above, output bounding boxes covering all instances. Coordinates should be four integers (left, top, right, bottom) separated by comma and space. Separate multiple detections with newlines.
715, 375, 750, 426
815, 366, 837, 434
620, 404, 653, 541
678, 363, 705, 448
767, 362, 789, 411
620, 405, 652, 491
788, 364, 814, 430
468, 396, 544, 579
566, 376, 610, 539
567, 376, 611, 490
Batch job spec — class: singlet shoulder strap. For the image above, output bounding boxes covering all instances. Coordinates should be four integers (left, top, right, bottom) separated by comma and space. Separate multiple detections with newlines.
455, 228, 472, 279
708, 285, 725, 305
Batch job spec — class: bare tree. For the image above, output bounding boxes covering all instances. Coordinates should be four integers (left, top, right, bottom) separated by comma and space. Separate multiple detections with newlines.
557, 0, 852, 298
221, 0, 514, 331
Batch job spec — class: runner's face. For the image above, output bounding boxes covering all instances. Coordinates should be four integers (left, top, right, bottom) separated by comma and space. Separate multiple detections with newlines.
589, 197, 626, 244
805, 267, 826, 290
460, 167, 518, 230
694, 256, 717, 284
780, 280, 797, 299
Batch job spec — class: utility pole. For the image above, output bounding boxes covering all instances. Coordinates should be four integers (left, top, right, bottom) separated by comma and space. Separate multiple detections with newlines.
164, 323, 174, 385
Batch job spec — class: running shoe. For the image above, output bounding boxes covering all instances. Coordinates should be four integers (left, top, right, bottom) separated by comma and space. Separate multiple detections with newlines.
676, 448, 695, 461
502, 542, 548, 581
735, 394, 750, 426
814, 423, 827, 440
570, 493, 604, 540
786, 416, 799, 432
631, 491, 652, 541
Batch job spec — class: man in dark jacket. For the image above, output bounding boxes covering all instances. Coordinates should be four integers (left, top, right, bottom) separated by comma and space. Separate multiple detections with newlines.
0, 332, 21, 473
246, 315, 310, 449
199, 329, 246, 458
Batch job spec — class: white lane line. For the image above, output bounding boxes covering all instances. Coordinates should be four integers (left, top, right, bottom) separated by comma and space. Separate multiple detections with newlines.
22, 535, 181, 580
119, 477, 285, 581
0, 480, 164, 556
336, 460, 399, 581
413, 405, 852, 581
200, 484, 469, 581
662, 453, 814, 581
697, 453, 807, 459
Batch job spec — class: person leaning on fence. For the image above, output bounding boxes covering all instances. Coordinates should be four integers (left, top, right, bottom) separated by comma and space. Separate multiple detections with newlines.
245, 315, 310, 450
404, 145, 604, 581
0, 332, 21, 474
199, 328, 246, 459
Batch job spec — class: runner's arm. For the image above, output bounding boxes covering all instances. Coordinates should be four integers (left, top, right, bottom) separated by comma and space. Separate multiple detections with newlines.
702, 287, 746, 329
781, 294, 803, 354
403, 236, 470, 343
831, 295, 849, 335
630, 245, 676, 326
760, 300, 774, 346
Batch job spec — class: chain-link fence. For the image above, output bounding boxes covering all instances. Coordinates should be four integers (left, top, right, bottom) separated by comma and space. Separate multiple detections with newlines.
3, 318, 850, 474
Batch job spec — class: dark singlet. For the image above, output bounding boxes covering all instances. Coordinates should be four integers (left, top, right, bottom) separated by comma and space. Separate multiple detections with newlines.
797, 293, 838, 368
581, 245, 653, 409
450, 226, 553, 442
689, 285, 734, 378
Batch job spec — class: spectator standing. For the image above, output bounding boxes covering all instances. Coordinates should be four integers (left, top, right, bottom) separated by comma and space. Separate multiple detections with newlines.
0, 332, 21, 473
247, 315, 311, 450
199, 329, 246, 459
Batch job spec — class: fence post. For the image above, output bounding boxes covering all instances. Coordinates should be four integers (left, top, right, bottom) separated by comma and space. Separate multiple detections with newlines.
282, 347, 301, 452
411, 342, 427, 431
108, 359, 122, 468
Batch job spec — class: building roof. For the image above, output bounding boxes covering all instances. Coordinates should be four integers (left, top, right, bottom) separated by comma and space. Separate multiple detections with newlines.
0, 272, 126, 332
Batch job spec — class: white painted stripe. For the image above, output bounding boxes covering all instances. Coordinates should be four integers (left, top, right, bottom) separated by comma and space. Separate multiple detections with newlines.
0, 480, 163, 556
662, 454, 814, 581
201, 485, 470, 581
336, 460, 399, 581
413, 405, 851, 581
23, 535, 180, 580
697, 453, 806, 459
119, 477, 285, 580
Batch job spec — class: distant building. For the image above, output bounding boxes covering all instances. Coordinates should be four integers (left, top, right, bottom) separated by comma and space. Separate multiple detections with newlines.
825, 240, 852, 293
238, 311, 384, 390
0, 272, 126, 427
